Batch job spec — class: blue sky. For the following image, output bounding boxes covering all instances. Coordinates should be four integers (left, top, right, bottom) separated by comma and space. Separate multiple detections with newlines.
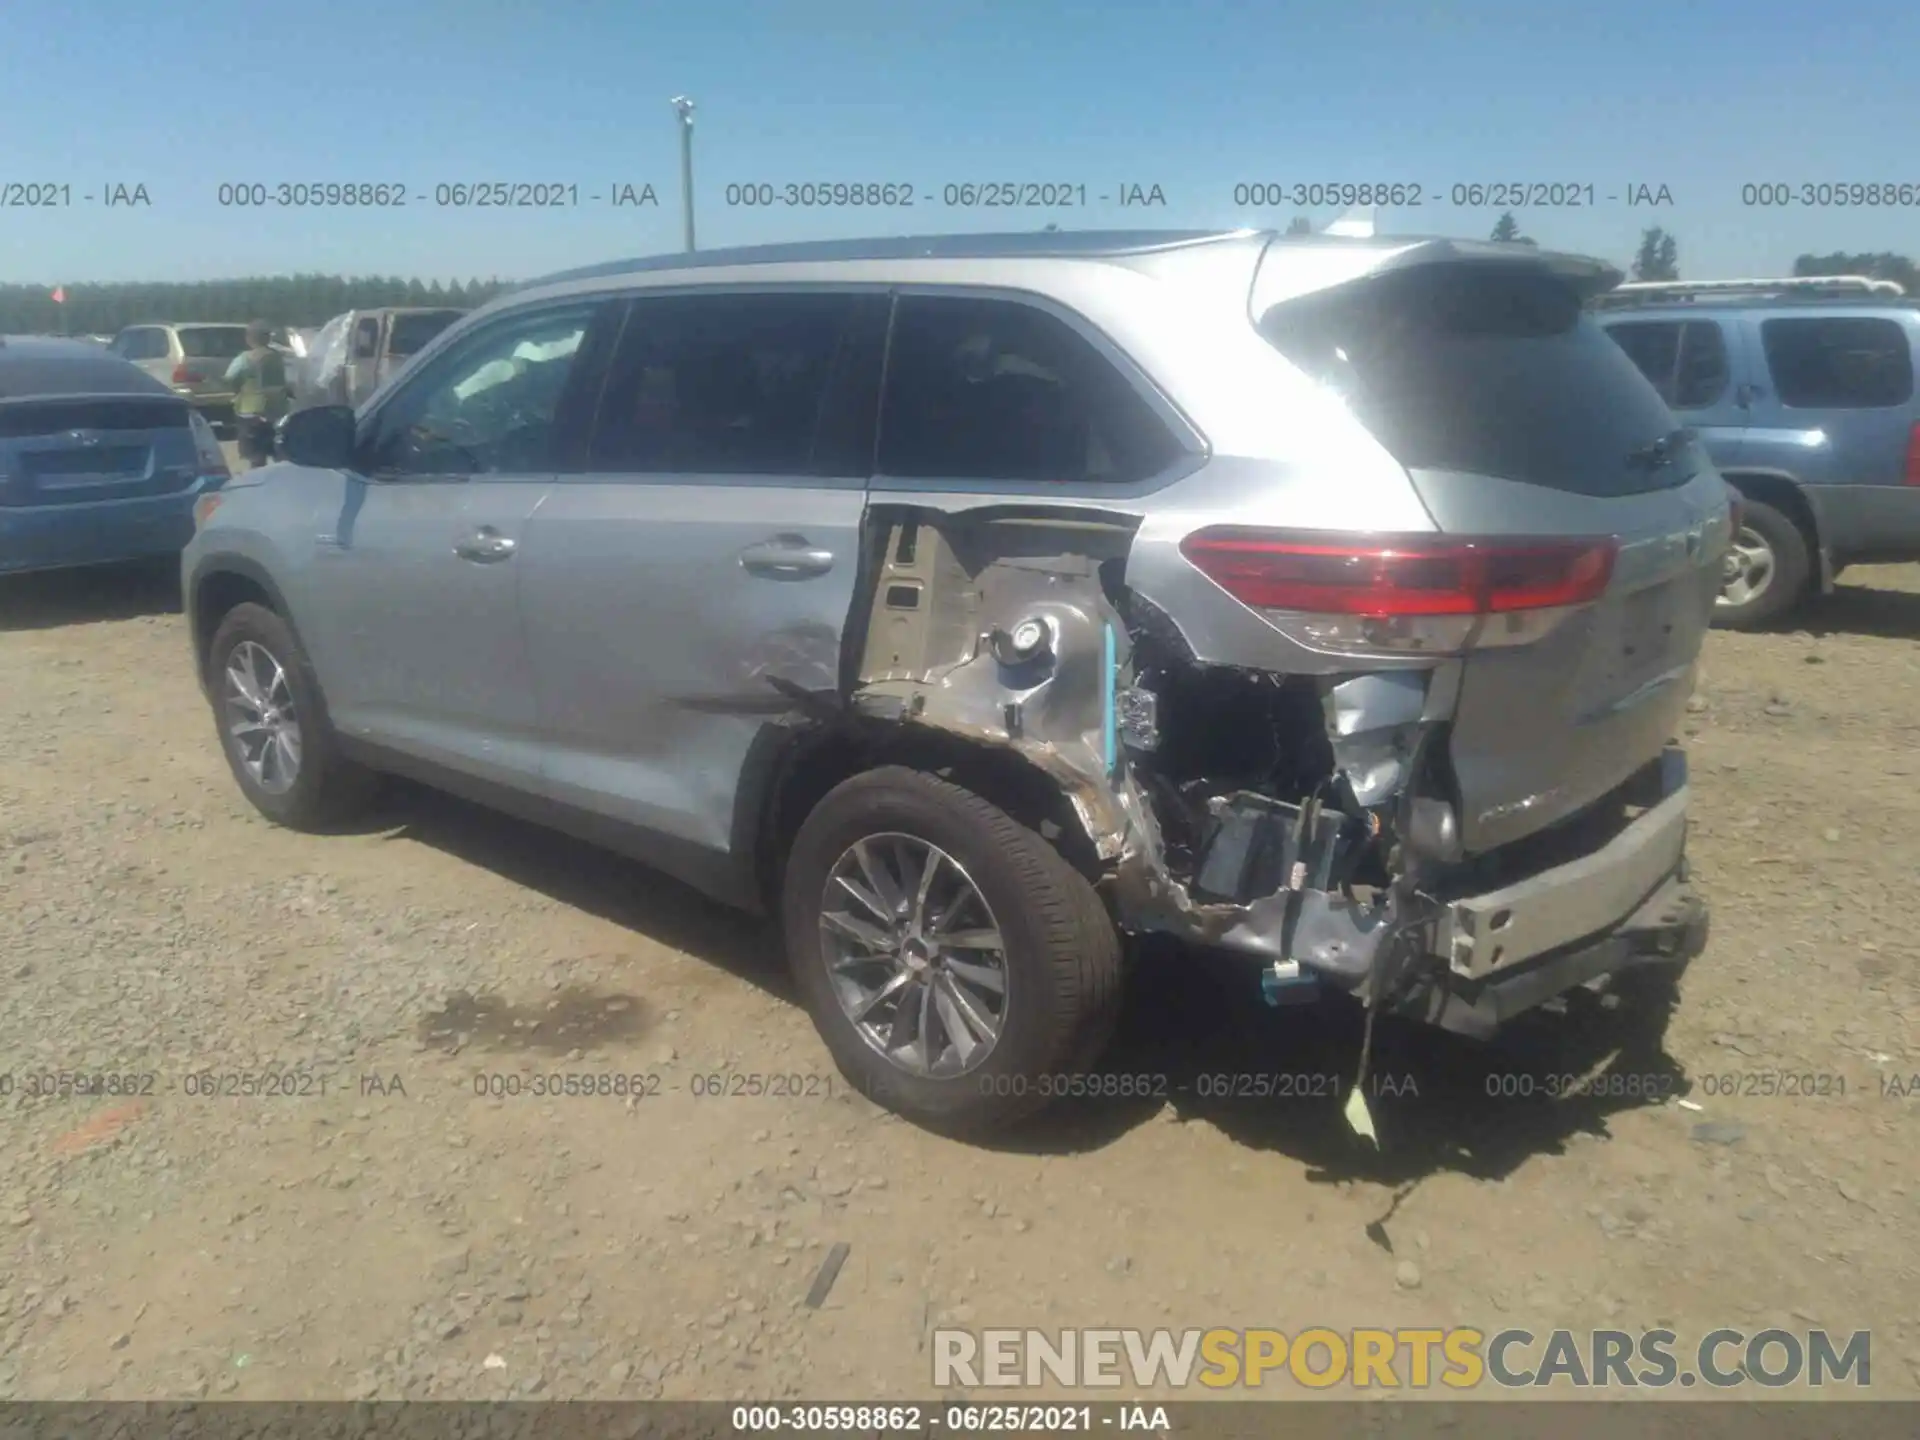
2, 0, 1916, 285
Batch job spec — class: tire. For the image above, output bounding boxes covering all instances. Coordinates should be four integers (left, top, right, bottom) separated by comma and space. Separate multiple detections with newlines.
781, 766, 1124, 1135
1715, 496, 1810, 630
206, 601, 378, 830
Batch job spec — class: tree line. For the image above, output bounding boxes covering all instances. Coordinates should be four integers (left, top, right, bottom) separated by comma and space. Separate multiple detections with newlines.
0, 274, 514, 337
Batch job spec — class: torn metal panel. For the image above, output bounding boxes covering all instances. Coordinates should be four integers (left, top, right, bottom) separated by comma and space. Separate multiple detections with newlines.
1321, 670, 1430, 808
851, 508, 1148, 861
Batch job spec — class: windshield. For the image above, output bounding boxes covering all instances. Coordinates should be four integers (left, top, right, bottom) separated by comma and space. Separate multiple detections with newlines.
1261, 264, 1701, 497
388, 311, 463, 357
177, 326, 250, 360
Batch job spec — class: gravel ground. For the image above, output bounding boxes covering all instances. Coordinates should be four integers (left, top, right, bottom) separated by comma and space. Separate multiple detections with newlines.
1, 556, 1918, 1403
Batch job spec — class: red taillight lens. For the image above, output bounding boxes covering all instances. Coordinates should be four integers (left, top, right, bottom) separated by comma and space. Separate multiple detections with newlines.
1905, 423, 1920, 486
1179, 530, 1618, 618
172, 363, 201, 384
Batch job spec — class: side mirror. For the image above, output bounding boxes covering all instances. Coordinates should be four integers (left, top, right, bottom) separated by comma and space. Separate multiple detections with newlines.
278, 405, 358, 469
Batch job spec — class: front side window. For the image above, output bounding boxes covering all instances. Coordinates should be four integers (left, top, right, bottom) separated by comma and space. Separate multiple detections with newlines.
1760, 316, 1914, 409
878, 295, 1180, 484
363, 305, 596, 477
353, 317, 382, 360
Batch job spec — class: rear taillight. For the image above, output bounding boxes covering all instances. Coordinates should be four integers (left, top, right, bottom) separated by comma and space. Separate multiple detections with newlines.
172, 363, 203, 384
1179, 528, 1619, 656
1905, 423, 1920, 486
188, 410, 230, 481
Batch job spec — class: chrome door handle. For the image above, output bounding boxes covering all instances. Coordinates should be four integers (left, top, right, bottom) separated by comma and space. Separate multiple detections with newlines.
453, 527, 516, 563
739, 537, 834, 579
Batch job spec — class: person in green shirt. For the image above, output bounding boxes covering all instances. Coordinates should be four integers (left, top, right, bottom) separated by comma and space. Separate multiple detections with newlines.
223, 321, 289, 469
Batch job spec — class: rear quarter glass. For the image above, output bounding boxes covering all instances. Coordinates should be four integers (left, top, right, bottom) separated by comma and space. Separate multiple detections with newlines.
1260, 264, 1698, 497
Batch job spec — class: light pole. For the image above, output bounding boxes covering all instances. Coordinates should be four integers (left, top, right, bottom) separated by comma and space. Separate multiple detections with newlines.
671, 96, 696, 251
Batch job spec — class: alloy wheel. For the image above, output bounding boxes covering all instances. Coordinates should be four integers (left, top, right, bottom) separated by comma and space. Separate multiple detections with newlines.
818, 833, 1010, 1079
1719, 524, 1777, 610
223, 640, 303, 795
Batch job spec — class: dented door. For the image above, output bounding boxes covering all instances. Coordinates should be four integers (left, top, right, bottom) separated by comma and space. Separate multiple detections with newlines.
517, 289, 889, 861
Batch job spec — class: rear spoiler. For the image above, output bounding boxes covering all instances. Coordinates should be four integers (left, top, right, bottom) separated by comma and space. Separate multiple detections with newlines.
1250, 235, 1624, 316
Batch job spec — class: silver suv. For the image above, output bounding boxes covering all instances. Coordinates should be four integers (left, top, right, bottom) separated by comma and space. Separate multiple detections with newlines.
183, 230, 1725, 1133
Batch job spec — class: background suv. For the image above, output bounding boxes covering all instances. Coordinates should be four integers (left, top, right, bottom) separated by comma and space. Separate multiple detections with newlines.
1597, 275, 1920, 627
109, 322, 254, 431
184, 230, 1724, 1133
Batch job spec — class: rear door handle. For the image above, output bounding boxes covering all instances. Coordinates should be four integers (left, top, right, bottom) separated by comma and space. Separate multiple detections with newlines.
453, 526, 516, 563
739, 536, 835, 579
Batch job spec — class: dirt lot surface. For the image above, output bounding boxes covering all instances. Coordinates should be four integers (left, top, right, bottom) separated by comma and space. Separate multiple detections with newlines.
2, 555, 1918, 1404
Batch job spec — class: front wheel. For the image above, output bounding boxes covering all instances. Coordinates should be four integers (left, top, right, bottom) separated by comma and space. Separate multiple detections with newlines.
781, 766, 1123, 1135
207, 602, 379, 830
1714, 497, 1810, 630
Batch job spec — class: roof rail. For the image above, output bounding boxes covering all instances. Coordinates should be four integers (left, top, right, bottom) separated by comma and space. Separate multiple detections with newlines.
1594, 274, 1908, 307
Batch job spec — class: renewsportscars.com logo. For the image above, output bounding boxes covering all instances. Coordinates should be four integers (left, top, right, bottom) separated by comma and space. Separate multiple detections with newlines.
932, 1327, 1873, 1391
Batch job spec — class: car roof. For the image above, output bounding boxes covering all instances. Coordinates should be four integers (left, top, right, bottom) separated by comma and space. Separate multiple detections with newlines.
522, 229, 1260, 289
0, 337, 181, 399
511, 228, 1621, 307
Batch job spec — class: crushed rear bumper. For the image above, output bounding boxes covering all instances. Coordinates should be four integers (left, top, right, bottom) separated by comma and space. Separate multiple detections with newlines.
1389, 864, 1706, 1039
1167, 748, 1708, 1039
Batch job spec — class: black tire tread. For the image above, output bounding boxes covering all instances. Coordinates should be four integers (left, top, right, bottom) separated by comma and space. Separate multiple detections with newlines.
1716, 496, 1810, 631
207, 601, 378, 831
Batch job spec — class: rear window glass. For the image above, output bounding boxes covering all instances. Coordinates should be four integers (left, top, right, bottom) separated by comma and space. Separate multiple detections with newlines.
0, 356, 175, 401
1760, 316, 1914, 409
178, 327, 249, 360
1261, 265, 1698, 497
389, 311, 462, 357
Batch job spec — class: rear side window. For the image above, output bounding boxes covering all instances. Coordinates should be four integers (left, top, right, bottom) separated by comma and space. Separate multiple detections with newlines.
878, 295, 1180, 484
1760, 317, 1914, 409
1262, 265, 1695, 497
119, 329, 166, 361
389, 311, 462, 357
1606, 320, 1730, 410
587, 292, 885, 477
178, 327, 248, 360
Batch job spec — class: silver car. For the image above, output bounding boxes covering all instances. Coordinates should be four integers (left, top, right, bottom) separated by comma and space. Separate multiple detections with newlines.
109, 322, 253, 424
182, 230, 1725, 1133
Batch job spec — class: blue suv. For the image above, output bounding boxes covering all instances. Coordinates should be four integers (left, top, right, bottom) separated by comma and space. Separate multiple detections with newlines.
1596, 276, 1920, 627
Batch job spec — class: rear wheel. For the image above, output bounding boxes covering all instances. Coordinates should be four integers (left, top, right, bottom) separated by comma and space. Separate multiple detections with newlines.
781, 766, 1123, 1135
1715, 497, 1809, 630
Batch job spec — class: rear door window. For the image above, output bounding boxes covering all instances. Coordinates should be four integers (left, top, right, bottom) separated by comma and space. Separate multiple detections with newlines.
1609, 320, 1732, 410
586, 291, 886, 478
1606, 321, 1682, 403
178, 327, 249, 360
878, 295, 1181, 484
1673, 321, 1730, 408
1262, 264, 1698, 496
1760, 316, 1914, 409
